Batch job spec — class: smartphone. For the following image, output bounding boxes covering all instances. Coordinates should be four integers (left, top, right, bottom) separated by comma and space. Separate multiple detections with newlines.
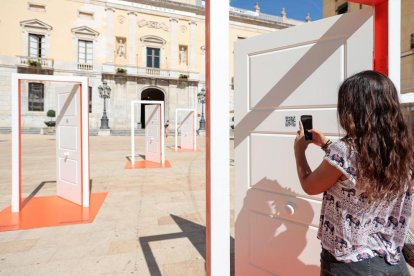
300, 115, 313, 141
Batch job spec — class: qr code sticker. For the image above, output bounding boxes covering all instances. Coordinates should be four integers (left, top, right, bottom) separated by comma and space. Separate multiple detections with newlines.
285, 116, 296, 127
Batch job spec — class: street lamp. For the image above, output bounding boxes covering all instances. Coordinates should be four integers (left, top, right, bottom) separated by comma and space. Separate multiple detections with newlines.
197, 87, 206, 130
98, 80, 111, 129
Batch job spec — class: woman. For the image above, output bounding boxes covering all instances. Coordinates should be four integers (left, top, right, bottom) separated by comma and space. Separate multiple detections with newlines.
294, 70, 414, 275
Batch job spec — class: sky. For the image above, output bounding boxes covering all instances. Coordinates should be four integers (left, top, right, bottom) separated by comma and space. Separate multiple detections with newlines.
230, 0, 323, 22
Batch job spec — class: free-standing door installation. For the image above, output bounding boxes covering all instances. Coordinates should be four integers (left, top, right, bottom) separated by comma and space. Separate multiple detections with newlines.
234, 9, 373, 275
175, 109, 197, 151
145, 104, 162, 163
56, 84, 82, 205
11, 74, 89, 212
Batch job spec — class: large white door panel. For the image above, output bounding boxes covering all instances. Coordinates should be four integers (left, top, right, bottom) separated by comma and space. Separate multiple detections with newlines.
249, 213, 320, 275
244, 189, 322, 228
249, 40, 344, 109
58, 126, 78, 150
145, 105, 161, 163
251, 134, 324, 196
58, 158, 78, 184
180, 111, 195, 150
56, 84, 82, 205
235, 9, 374, 275
57, 93, 77, 116
247, 109, 341, 135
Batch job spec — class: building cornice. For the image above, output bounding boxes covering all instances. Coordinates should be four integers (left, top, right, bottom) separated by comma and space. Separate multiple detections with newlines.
78, 0, 298, 30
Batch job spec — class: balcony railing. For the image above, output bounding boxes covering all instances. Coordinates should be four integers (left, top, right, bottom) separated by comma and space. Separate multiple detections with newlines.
137, 67, 171, 77
17, 56, 54, 69
77, 63, 93, 71
102, 64, 200, 81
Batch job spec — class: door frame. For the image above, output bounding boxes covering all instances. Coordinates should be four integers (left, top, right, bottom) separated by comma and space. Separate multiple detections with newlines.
130, 100, 165, 165
174, 108, 197, 151
11, 73, 89, 213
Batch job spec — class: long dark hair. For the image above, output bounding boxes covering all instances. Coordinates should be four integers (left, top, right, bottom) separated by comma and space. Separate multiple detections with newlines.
337, 70, 414, 202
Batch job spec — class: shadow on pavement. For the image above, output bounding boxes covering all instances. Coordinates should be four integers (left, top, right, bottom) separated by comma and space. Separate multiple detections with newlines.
139, 214, 235, 275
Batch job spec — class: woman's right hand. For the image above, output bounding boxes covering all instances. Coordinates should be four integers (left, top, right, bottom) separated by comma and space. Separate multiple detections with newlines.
309, 128, 328, 147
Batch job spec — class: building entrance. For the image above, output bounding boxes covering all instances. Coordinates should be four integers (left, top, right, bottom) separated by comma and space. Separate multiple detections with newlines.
140, 88, 164, 128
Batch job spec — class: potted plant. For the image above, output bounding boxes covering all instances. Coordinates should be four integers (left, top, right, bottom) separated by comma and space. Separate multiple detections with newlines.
44, 109, 56, 127
116, 67, 127, 74
179, 73, 189, 80
28, 59, 41, 68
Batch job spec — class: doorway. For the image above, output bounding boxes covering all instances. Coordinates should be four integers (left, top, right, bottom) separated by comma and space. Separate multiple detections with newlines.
11, 73, 90, 212
140, 88, 164, 128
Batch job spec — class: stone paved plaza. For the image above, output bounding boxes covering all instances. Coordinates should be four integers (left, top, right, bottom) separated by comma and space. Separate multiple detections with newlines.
0, 134, 235, 275
1, 134, 413, 275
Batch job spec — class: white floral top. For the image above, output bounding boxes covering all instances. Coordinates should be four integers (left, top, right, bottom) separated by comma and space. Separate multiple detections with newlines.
317, 139, 413, 264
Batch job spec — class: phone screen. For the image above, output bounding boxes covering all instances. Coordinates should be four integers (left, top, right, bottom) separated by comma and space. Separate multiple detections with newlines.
300, 115, 313, 141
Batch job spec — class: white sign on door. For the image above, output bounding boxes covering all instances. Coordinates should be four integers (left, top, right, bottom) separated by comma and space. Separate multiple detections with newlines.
235, 9, 373, 275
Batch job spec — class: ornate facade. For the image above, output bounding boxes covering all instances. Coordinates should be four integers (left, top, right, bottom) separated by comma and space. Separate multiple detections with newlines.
0, 0, 303, 133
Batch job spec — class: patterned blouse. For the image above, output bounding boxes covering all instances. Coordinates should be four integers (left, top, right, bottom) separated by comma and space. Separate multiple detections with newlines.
317, 139, 413, 264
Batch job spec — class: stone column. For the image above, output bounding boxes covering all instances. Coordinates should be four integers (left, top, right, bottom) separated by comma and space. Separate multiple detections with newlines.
188, 21, 197, 72
141, 45, 146, 67
169, 18, 179, 70
200, 45, 206, 82
128, 12, 137, 65
105, 8, 115, 63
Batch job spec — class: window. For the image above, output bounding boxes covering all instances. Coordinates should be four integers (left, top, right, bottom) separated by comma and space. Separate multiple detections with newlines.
78, 11, 94, 19
28, 3, 46, 12
411, 34, 414, 50
28, 83, 44, 111
146, 47, 160, 68
336, 3, 348, 14
29, 34, 45, 58
89, 86, 92, 113
78, 40, 93, 64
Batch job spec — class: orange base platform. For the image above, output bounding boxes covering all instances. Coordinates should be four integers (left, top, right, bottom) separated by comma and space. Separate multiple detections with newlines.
124, 160, 171, 169
0, 192, 107, 232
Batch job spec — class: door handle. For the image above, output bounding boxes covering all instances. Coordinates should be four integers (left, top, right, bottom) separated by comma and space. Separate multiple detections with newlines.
64, 152, 69, 161
284, 203, 295, 215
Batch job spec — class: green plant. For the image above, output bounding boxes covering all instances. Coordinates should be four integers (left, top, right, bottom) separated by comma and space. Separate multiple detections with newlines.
179, 74, 189, 79
28, 59, 41, 68
116, 67, 127, 74
46, 109, 56, 121
44, 110, 56, 128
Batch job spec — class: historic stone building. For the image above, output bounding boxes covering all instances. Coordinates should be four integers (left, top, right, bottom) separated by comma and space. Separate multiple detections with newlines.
0, 0, 303, 133
323, 0, 414, 94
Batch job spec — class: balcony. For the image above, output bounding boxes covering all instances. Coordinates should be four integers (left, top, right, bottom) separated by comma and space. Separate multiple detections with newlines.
102, 64, 200, 81
78, 63, 94, 71
16, 56, 54, 74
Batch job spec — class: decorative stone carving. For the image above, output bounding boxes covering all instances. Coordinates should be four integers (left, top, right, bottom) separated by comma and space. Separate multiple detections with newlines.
179, 45, 188, 65
116, 37, 126, 58
71, 26, 99, 40
20, 19, 53, 32
138, 19, 169, 32
180, 25, 187, 33
118, 15, 126, 24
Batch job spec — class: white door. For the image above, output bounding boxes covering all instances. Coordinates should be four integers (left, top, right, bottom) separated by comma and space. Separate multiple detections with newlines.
180, 110, 195, 150
234, 9, 373, 276
56, 84, 82, 205
145, 104, 161, 163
